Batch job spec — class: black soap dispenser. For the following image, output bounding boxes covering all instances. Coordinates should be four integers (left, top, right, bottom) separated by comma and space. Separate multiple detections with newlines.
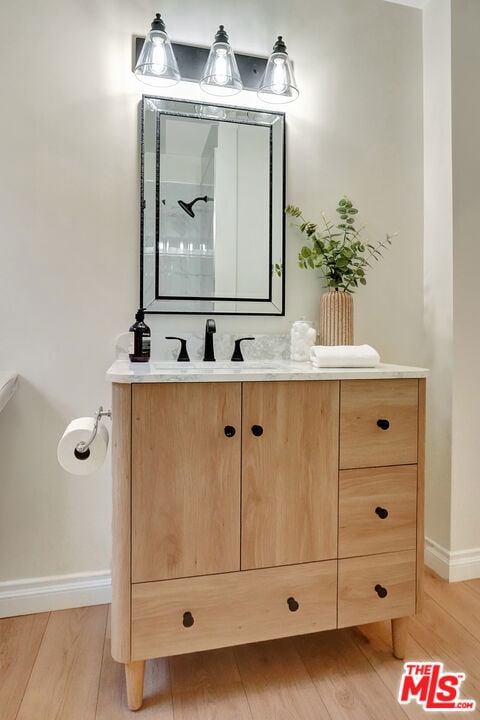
129, 308, 151, 362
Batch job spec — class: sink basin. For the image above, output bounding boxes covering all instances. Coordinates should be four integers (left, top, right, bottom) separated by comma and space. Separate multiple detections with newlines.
150, 360, 285, 372
0, 372, 18, 413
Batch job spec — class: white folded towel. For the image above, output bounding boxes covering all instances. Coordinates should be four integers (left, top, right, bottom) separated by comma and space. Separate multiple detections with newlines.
310, 344, 380, 368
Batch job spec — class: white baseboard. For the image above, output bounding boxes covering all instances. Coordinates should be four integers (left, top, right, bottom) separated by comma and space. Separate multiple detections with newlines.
0, 571, 111, 618
425, 537, 480, 582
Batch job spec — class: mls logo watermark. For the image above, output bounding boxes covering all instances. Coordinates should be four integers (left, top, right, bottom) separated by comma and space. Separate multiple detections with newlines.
398, 662, 476, 712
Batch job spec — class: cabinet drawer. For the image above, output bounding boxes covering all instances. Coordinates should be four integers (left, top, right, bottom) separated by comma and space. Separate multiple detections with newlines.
339, 465, 417, 558
131, 561, 337, 660
338, 550, 416, 628
340, 379, 418, 469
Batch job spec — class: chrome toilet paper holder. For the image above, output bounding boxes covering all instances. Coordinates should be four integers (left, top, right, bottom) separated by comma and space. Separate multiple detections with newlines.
75, 406, 112, 458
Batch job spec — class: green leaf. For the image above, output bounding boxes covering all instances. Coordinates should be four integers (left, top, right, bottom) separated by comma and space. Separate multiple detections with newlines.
286, 204, 301, 217
350, 208, 358, 214
339, 199, 347, 207
360, 277, 367, 285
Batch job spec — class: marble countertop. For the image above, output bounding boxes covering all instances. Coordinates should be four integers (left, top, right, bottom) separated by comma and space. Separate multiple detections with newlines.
0, 372, 18, 413
106, 360, 428, 384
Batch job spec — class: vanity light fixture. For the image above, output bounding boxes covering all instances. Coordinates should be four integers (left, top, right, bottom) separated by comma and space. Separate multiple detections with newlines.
134, 17, 299, 104
199, 26, 243, 96
258, 36, 299, 104
134, 14, 180, 87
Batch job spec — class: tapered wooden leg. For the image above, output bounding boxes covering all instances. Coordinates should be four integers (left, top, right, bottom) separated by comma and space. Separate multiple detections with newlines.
125, 660, 146, 711
391, 617, 409, 659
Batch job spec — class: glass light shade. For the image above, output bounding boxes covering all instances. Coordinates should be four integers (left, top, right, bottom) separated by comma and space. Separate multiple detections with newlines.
199, 26, 243, 96
258, 36, 299, 104
135, 14, 180, 87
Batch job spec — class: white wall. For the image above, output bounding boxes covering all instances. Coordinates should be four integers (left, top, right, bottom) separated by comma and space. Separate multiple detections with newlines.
423, 0, 453, 553
451, 0, 480, 555
420, 0, 480, 581
0, 0, 424, 597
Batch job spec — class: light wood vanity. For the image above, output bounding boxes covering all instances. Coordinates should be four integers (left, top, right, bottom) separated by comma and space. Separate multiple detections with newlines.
108, 362, 426, 711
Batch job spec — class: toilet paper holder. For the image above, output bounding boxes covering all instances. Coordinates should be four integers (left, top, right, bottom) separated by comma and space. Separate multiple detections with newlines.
75, 406, 112, 459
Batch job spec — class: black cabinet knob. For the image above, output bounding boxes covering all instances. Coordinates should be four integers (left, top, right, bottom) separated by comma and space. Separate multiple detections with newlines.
182, 611, 194, 627
374, 584, 388, 599
375, 506, 389, 520
287, 597, 299, 612
251, 425, 263, 436
224, 425, 236, 437
377, 418, 390, 430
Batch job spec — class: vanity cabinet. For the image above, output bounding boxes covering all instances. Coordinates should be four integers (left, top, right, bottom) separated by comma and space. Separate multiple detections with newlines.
110, 374, 425, 711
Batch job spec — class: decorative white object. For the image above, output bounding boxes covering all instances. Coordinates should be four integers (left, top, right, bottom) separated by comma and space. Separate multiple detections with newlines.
290, 320, 317, 362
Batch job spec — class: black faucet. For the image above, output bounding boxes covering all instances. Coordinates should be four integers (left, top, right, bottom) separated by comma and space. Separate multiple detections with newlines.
203, 319, 216, 361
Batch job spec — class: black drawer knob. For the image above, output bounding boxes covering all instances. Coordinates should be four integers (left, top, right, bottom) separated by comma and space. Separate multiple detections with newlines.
287, 597, 299, 612
224, 425, 236, 437
375, 506, 389, 520
251, 425, 263, 437
374, 584, 388, 599
377, 418, 390, 430
182, 611, 194, 627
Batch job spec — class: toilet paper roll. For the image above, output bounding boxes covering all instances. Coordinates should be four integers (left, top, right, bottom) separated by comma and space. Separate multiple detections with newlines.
57, 417, 109, 475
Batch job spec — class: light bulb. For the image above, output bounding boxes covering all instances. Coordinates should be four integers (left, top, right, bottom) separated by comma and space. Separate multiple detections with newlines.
151, 36, 166, 74
213, 48, 228, 86
272, 58, 287, 94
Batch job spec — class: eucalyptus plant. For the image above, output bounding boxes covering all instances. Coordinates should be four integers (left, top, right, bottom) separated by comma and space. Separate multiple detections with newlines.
286, 197, 394, 293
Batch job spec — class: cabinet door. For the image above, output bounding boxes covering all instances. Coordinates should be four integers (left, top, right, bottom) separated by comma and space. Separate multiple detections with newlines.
132, 383, 241, 582
242, 381, 339, 570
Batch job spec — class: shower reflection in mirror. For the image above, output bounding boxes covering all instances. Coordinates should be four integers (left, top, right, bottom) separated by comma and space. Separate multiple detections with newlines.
141, 96, 285, 315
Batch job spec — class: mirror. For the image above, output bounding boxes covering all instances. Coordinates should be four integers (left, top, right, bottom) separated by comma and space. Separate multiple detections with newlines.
140, 96, 285, 315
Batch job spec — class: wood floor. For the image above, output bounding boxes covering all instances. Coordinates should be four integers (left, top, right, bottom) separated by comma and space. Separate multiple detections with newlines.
1, 570, 480, 719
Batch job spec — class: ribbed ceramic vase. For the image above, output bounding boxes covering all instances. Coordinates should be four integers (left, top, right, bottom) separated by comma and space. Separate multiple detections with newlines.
320, 290, 354, 345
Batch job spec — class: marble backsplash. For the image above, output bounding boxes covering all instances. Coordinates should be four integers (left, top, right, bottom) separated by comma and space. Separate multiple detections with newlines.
115, 332, 291, 362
